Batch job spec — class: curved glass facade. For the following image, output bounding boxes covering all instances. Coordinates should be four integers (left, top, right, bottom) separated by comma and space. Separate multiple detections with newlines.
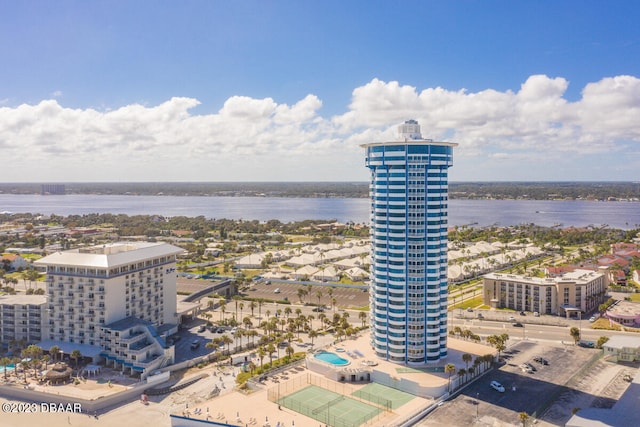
363, 140, 455, 365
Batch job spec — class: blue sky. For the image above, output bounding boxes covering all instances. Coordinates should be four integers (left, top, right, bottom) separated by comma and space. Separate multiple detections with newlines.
1, 1, 639, 182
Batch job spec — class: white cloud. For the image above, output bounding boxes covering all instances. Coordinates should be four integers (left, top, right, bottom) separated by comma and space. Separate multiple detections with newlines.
0, 75, 639, 181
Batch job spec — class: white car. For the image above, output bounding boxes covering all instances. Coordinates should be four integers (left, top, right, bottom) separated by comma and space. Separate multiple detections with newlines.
520, 364, 533, 374
490, 380, 505, 392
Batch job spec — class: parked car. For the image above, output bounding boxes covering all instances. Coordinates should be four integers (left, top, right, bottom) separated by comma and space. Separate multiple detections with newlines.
190, 340, 200, 350
477, 313, 484, 319
520, 364, 533, 374
533, 356, 549, 365
508, 316, 516, 321
519, 311, 526, 316
490, 381, 505, 392
274, 288, 281, 293
533, 312, 540, 317
525, 362, 536, 371
589, 316, 597, 322
467, 308, 473, 312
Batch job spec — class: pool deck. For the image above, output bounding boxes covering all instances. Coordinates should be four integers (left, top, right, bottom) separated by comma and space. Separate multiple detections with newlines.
0, 334, 495, 427
323, 334, 495, 395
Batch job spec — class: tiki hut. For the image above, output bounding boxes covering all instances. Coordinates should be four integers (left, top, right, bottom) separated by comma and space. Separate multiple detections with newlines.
45, 363, 73, 385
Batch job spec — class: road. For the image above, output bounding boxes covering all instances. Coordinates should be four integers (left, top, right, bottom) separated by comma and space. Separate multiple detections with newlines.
449, 314, 632, 345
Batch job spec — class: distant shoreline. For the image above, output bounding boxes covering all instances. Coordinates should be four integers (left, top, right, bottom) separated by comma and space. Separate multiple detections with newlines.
0, 181, 639, 201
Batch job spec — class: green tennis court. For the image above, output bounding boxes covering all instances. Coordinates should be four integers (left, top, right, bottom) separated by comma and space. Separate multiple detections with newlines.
278, 385, 381, 427
353, 383, 415, 409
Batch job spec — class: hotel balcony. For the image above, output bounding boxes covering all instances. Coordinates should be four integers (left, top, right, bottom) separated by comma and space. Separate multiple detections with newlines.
129, 339, 154, 353
136, 354, 163, 368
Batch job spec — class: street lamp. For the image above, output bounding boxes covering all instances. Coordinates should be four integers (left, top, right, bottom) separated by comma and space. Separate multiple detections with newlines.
579, 311, 582, 339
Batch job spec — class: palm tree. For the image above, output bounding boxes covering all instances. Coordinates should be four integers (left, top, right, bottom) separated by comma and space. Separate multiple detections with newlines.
274, 338, 282, 359
307, 314, 315, 330
233, 330, 244, 351
285, 345, 294, 361
247, 361, 256, 375
10, 357, 20, 380
359, 311, 367, 328
457, 368, 467, 384
247, 329, 259, 346
570, 327, 581, 344
19, 359, 29, 382
239, 302, 244, 319
0, 357, 10, 380
257, 299, 264, 319
445, 363, 456, 393
519, 412, 530, 427
316, 290, 323, 307
243, 316, 253, 330
318, 313, 327, 329
206, 337, 221, 352
309, 329, 318, 346
257, 346, 266, 370
49, 345, 61, 363
486, 334, 508, 360
70, 349, 82, 370
219, 300, 227, 321
284, 307, 292, 318
266, 343, 276, 367
462, 353, 472, 370
221, 335, 233, 354
249, 301, 257, 317
232, 295, 241, 319
297, 287, 306, 303
23, 345, 43, 377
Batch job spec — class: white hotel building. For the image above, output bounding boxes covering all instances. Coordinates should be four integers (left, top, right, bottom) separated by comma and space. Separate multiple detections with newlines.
34, 242, 183, 377
362, 120, 457, 364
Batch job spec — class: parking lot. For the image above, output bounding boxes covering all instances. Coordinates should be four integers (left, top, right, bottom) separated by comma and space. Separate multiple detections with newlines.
171, 319, 245, 363
244, 279, 370, 309
416, 340, 604, 426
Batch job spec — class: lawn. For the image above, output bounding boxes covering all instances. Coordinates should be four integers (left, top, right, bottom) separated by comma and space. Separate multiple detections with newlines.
626, 292, 640, 302
450, 295, 483, 310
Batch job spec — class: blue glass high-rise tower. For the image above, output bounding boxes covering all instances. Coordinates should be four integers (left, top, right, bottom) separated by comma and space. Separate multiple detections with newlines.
362, 120, 457, 365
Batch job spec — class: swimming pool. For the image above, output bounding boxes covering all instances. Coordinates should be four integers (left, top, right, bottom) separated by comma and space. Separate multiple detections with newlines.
314, 351, 350, 366
1, 363, 16, 373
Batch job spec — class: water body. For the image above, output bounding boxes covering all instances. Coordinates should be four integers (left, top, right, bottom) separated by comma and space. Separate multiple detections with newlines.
0, 194, 639, 229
